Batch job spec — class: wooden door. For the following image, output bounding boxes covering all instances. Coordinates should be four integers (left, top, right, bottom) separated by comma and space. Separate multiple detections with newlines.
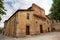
26, 26, 30, 35
48, 27, 50, 32
40, 25, 43, 33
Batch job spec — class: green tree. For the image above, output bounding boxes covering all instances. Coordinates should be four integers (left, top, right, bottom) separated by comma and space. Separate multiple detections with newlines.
0, 0, 6, 20
50, 0, 60, 20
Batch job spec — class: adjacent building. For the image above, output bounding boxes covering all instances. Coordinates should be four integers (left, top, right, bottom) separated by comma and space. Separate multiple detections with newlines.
3, 3, 51, 37
51, 20, 60, 31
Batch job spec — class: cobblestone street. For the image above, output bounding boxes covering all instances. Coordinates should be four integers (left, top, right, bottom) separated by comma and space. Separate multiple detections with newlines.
0, 32, 60, 40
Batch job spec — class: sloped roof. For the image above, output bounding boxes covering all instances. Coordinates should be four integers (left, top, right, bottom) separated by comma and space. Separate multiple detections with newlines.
4, 9, 34, 22
4, 3, 46, 22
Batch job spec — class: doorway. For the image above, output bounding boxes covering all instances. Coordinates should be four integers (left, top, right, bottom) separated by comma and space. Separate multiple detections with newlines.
26, 25, 30, 35
48, 27, 50, 32
40, 25, 43, 33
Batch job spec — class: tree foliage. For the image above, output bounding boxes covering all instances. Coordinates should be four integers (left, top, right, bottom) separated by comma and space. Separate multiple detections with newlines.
50, 0, 60, 20
0, 0, 6, 20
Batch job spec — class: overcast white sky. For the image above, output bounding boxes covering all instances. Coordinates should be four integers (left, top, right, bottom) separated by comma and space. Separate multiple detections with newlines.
0, 0, 53, 28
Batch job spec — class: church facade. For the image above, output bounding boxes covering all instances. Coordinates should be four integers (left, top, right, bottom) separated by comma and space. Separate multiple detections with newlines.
3, 3, 51, 37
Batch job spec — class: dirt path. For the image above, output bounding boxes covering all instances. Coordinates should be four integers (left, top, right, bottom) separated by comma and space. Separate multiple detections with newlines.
0, 32, 60, 40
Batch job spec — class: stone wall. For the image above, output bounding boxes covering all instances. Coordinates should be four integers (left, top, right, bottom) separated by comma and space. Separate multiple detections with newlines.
4, 13, 18, 36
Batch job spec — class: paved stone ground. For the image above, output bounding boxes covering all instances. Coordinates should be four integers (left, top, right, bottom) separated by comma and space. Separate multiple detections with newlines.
0, 32, 60, 40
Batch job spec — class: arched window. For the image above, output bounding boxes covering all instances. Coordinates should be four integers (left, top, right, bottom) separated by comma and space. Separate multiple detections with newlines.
27, 13, 29, 19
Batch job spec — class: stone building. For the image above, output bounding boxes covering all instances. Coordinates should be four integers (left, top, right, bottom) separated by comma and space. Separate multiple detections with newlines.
3, 3, 51, 37
51, 20, 60, 32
